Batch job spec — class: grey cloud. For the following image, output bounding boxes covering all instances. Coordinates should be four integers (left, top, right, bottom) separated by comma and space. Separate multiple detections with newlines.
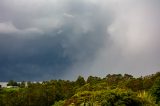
0, 0, 160, 81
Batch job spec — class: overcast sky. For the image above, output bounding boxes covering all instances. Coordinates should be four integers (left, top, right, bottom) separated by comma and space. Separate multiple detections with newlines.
0, 0, 160, 81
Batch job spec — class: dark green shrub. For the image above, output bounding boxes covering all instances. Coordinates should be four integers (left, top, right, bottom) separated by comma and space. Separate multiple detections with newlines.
150, 77, 160, 103
67, 89, 146, 106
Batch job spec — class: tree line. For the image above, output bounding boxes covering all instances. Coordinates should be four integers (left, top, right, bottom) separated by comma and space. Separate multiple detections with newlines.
0, 72, 160, 106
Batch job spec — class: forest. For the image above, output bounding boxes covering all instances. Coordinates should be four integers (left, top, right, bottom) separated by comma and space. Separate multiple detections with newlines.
0, 72, 160, 106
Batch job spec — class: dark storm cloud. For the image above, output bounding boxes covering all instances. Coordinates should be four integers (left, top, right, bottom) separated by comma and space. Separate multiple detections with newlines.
0, 0, 160, 81
0, 0, 112, 81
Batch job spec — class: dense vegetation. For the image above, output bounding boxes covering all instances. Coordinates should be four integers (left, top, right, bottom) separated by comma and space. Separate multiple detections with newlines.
0, 72, 160, 106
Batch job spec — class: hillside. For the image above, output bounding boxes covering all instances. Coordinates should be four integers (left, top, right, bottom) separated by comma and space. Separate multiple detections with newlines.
0, 72, 160, 106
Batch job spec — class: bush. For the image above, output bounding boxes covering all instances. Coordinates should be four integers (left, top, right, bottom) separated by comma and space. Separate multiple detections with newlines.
52, 100, 65, 106
150, 77, 160, 103
100, 89, 142, 106
66, 89, 150, 106
137, 91, 156, 106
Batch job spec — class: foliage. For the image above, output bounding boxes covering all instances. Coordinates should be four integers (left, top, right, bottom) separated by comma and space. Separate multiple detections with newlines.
126, 77, 144, 91
7, 80, 19, 86
150, 77, 160, 103
0, 72, 160, 106
138, 91, 157, 106
52, 100, 65, 106
65, 89, 151, 106
87, 76, 102, 85
75, 76, 85, 87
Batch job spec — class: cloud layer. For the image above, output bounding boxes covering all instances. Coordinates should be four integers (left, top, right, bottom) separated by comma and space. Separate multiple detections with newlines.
0, 0, 160, 81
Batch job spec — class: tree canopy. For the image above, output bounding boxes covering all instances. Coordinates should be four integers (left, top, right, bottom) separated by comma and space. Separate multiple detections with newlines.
0, 72, 160, 106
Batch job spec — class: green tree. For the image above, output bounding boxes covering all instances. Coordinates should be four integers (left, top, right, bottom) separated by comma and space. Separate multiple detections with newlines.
76, 76, 85, 87
126, 78, 144, 91
87, 76, 101, 85
20, 81, 26, 88
150, 77, 160, 103
7, 80, 18, 86
124, 74, 133, 79
105, 74, 123, 87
